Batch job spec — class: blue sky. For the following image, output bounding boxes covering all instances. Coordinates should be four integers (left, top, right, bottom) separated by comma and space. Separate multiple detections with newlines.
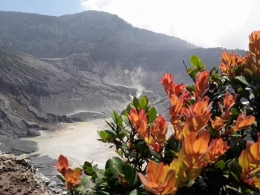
1, 0, 260, 49
0, 0, 83, 16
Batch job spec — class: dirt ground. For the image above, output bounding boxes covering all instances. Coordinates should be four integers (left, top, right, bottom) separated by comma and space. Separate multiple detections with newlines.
0, 153, 51, 195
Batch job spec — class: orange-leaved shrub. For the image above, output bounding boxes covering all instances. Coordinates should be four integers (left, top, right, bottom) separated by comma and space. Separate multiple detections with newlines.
54, 31, 260, 195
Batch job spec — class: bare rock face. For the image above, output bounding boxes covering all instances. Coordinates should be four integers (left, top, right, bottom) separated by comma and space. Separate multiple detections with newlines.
0, 135, 37, 155
0, 153, 54, 195
0, 48, 163, 136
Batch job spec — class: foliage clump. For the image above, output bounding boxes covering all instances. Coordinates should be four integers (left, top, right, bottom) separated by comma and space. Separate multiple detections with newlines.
55, 31, 260, 195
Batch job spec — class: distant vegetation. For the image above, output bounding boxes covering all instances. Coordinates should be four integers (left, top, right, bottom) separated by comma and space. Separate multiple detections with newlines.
0, 11, 194, 58
0, 11, 246, 74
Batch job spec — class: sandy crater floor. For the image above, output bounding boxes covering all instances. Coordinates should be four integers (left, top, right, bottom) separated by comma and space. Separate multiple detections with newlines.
22, 119, 116, 168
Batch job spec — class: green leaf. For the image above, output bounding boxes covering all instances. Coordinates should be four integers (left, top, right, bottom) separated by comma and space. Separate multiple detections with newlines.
96, 169, 105, 179
190, 55, 203, 70
166, 136, 180, 152
92, 164, 98, 172
83, 161, 92, 168
148, 107, 157, 123
122, 115, 131, 127
118, 131, 127, 140
112, 111, 119, 123
84, 167, 94, 175
130, 174, 140, 189
214, 160, 225, 170
122, 164, 134, 183
125, 104, 132, 114
244, 68, 253, 76
83, 161, 95, 175
116, 149, 124, 158
98, 130, 107, 140
133, 97, 139, 108
109, 167, 120, 177
211, 74, 224, 85
139, 96, 148, 109
104, 129, 116, 136
186, 85, 195, 93
80, 176, 91, 186
244, 189, 254, 195
116, 116, 123, 127
163, 137, 180, 163
75, 184, 85, 192
105, 157, 123, 170
230, 171, 240, 182
231, 108, 240, 116
235, 76, 252, 88
188, 69, 200, 80
111, 111, 123, 127
210, 66, 218, 74
105, 120, 116, 130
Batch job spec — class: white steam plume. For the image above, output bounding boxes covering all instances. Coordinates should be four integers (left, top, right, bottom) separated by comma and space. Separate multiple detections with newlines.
130, 67, 144, 98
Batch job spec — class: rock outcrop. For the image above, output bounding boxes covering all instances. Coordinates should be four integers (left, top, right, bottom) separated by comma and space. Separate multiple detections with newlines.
0, 153, 55, 195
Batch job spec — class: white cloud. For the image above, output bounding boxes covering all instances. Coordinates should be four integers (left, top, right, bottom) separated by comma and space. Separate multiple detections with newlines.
81, 0, 260, 50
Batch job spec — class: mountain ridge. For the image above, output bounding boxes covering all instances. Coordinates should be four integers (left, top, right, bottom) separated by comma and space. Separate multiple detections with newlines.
0, 10, 196, 59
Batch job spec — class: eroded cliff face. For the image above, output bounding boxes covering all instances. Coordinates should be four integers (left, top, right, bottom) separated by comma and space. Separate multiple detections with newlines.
0, 49, 71, 140
0, 48, 167, 154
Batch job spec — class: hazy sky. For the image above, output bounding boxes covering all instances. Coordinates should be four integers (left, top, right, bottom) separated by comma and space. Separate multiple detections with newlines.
0, 0, 82, 16
1, 0, 260, 50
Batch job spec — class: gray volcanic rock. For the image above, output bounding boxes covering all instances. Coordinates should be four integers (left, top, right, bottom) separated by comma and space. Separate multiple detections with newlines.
0, 48, 165, 155
0, 135, 37, 154
29, 155, 59, 183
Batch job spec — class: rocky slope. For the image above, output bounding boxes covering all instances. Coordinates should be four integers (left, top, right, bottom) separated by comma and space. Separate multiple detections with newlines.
0, 47, 165, 153
0, 153, 53, 195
